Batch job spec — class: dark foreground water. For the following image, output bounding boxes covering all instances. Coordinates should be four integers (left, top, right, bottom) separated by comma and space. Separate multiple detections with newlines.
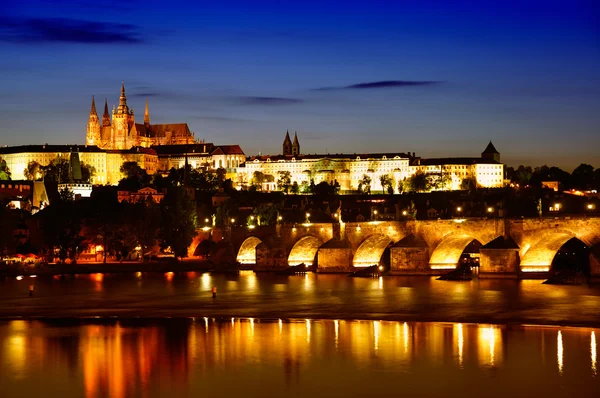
0, 319, 598, 397
1, 272, 600, 325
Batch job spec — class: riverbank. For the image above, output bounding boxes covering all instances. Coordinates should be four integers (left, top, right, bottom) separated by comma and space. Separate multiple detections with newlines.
0, 259, 230, 276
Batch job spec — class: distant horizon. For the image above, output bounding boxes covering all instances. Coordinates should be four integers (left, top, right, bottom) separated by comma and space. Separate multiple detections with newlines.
1, 0, 598, 172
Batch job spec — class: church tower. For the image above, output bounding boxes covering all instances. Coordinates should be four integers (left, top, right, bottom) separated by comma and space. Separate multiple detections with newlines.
481, 141, 500, 163
144, 98, 150, 127
283, 130, 292, 155
111, 82, 136, 149
86, 96, 100, 146
102, 98, 111, 127
292, 131, 300, 156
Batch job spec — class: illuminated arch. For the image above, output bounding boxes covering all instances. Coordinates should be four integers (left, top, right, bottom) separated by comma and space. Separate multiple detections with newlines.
520, 231, 590, 272
429, 234, 482, 270
236, 237, 263, 265
288, 236, 323, 266
353, 234, 393, 267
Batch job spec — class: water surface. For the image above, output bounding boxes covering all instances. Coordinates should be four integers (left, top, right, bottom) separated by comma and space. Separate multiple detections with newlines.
0, 319, 598, 397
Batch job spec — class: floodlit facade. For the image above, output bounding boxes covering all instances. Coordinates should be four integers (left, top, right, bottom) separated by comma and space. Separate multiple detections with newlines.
237, 134, 504, 192
86, 83, 196, 150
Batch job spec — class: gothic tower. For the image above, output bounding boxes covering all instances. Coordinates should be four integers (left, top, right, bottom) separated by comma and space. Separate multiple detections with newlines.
111, 82, 136, 149
144, 98, 150, 127
283, 130, 292, 155
86, 96, 100, 146
292, 131, 300, 156
102, 98, 111, 127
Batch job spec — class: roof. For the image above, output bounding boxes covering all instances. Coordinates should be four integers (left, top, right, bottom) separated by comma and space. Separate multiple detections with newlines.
415, 157, 502, 166
150, 143, 214, 155
134, 123, 192, 138
247, 152, 412, 162
107, 146, 157, 155
211, 145, 245, 155
481, 236, 519, 249
482, 141, 499, 154
0, 145, 105, 155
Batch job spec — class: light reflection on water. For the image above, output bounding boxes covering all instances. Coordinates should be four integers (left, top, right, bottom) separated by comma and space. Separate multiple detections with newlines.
0, 320, 598, 398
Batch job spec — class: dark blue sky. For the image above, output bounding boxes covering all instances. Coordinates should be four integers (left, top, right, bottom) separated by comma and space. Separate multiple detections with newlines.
1, 0, 598, 170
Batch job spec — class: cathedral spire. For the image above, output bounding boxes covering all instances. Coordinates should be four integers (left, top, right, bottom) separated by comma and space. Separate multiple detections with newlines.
90, 96, 98, 117
283, 130, 292, 155
144, 98, 150, 126
292, 131, 300, 156
102, 98, 111, 126
118, 81, 129, 114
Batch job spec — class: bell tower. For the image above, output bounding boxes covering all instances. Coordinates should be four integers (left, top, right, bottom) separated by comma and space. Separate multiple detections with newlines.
283, 130, 292, 155
86, 96, 100, 146
292, 131, 300, 156
111, 82, 136, 149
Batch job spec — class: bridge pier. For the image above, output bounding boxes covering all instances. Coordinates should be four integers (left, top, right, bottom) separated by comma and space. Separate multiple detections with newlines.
479, 236, 520, 279
389, 234, 430, 275
317, 239, 353, 273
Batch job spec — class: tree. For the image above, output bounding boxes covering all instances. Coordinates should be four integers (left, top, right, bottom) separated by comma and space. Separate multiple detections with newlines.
571, 163, 595, 190
0, 156, 11, 180
39, 200, 83, 263
358, 174, 371, 194
406, 171, 428, 193
379, 174, 394, 194
159, 187, 198, 259
0, 206, 18, 257
313, 181, 334, 196
251, 171, 266, 191
397, 179, 406, 194
24, 161, 42, 181
277, 171, 292, 193
460, 176, 478, 191
291, 181, 299, 194
119, 161, 150, 191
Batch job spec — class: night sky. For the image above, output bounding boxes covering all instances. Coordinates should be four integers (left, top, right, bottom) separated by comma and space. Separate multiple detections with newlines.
0, 0, 598, 170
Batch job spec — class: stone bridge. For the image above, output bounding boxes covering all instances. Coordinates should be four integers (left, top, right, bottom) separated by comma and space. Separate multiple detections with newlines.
189, 217, 600, 279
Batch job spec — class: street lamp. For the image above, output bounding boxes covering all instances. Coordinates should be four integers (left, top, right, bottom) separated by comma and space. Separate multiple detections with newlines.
487, 207, 494, 214
587, 203, 595, 210
373, 209, 378, 220
305, 212, 311, 223
402, 210, 408, 216
554, 203, 561, 211
456, 206, 462, 214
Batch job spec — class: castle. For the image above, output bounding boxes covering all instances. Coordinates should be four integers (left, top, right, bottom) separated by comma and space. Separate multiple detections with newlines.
86, 82, 195, 150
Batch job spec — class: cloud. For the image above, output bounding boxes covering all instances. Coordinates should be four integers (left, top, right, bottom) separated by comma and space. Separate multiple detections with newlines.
235, 96, 303, 105
129, 92, 160, 98
314, 80, 442, 91
0, 17, 143, 44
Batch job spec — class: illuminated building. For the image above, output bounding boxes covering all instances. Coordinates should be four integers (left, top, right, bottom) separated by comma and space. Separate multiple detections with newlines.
86, 83, 196, 149
237, 134, 504, 192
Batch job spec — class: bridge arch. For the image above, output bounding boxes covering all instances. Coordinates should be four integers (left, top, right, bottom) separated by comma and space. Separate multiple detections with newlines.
429, 234, 485, 270
520, 230, 594, 272
288, 236, 323, 266
236, 236, 263, 265
353, 234, 394, 267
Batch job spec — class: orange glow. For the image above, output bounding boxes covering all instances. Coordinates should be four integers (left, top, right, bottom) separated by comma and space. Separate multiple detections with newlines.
164, 272, 174, 281
91, 273, 104, 282
592, 331, 597, 376
558, 330, 564, 375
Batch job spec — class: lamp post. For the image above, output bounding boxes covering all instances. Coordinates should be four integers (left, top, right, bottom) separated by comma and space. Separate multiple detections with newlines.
373, 209, 378, 221
305, 212, 311, 223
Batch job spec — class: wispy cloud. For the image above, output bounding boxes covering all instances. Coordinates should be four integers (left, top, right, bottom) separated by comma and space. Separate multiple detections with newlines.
314, 80, 442, 91
235, 96, 303, 105
0, 17, 143, 44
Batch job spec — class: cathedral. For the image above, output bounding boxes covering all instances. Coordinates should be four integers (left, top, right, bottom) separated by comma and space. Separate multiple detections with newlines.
86, 82, 195, 150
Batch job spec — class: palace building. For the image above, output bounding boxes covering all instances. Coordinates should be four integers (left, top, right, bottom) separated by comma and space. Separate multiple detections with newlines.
236, 133, 504, 192
0, 82, 245, 186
